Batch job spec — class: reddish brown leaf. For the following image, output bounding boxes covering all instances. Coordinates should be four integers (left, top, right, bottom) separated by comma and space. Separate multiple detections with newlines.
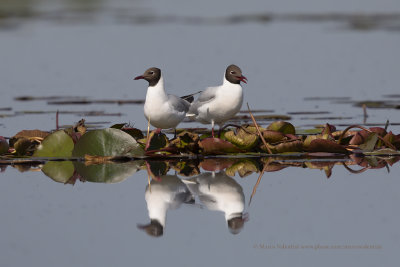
306, 139, 348, 154
199, 138, 241, 155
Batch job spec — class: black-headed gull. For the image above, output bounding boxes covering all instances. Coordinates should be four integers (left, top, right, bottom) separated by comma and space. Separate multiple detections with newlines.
187, 64, 247, 137
134, 67, 191, 132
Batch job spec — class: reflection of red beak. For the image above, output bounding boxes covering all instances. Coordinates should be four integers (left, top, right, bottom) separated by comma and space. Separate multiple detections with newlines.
134, 75, 144, 80
237, 75, 248, 84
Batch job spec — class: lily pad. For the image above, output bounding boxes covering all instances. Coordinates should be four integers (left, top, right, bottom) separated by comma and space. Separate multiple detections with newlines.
199, 138, 241, 154
9, 129, 49, 147
33, 130, 74, 157
265, 139, 303, 153
261, 130, 286, 143
0, 137, 9, 155
14, 138, 37, 156
267, 121, 295, 134
364, 148, 400, 156
145, 131, 169, 151
383, 131, 400, 149
224, 129, 258, 150
306, 139, 348, 154
170, 131, 199, 152
122, 128, 144, 140
358, 133, 378, 152
72, 128, 144, 157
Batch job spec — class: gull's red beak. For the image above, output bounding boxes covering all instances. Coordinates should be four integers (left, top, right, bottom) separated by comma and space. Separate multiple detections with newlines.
134, 75, 144, 80
237, 75, 248, 84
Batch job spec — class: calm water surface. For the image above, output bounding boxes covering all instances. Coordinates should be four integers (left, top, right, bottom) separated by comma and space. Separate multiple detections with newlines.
1, 0, 400, 266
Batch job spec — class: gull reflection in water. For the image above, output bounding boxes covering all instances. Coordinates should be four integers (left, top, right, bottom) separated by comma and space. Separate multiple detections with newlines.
138, 160, 248, 237
137, 174, 194, 237
183, 171, 248, 235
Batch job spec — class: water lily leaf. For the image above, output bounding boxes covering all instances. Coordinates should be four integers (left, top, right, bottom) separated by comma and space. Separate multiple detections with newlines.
122, 128, 144, 140
350, 127, 387, 146
146, 131, 169, 151
33, 130, 74, 157
296, 128, 323, 135
364, 148, 400, 156
261, 130, 286, 143
14, 138, 38, 156
266, 139, 303, 153
110, 123, 127, 129
306, 139, 348, 154
73, 160, 144, 183
321, 124, 336, 135
9, 129, 49, 147
199, 138, 241, 154
0, 137, 9, 155
170, 131, 199, 152
303, 135, 319, 148
72, 128, 144, 157
369, 127, 387, 137
42, 161, 75, 183
267, 121, 295, 134
349, 131, 369, 145
224, 129, 258, 150
358, 133, 378, 152
383, 131, 400, 149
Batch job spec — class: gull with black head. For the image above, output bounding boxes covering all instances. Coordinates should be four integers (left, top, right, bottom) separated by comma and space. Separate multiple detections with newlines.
134, 67, 191, 134
187, 64, 247, 137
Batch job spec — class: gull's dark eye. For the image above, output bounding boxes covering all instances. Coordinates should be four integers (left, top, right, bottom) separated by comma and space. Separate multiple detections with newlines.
230, 71, 235, 74
149, 71, 154, 75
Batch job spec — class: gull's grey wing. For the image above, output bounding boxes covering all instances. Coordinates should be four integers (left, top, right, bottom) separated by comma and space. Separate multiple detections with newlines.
187, 87, 218, 116
197, 86, 218, 103
180, 91, 202, 103
168, 94, 191, 113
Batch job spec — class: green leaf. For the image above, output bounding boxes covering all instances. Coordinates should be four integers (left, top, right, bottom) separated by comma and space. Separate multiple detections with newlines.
266, 139, 303, 153
296, 128, 323, 135
42, 161, 74, 183
72, 128, 144, 157
121, 128, 144, 140
261, 130, 286, 143
73, 160, 144, 183
146, 131, 169, 151
110, 123, 127, 129
33, 130, 74, 157
224, 129, 258, 150
0, 137, 9, 155
267, 121, 296, 134
359, 133, 378, 152
364, 148, 400, 156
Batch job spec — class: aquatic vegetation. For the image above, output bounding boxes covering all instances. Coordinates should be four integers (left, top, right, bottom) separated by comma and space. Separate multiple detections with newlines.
1, 116, 400, 160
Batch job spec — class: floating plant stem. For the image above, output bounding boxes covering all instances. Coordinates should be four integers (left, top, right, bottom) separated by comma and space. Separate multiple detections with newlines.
247, 103, 272, 154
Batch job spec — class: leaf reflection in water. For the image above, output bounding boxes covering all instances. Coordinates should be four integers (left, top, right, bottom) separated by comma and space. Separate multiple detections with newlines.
1, 154, 399, 237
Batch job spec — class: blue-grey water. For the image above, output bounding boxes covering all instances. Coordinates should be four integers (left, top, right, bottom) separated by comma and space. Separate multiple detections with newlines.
1, 0, 400, 266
